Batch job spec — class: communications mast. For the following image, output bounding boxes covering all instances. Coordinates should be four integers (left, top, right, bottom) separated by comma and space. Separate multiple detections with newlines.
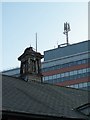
63, 22, 71, 45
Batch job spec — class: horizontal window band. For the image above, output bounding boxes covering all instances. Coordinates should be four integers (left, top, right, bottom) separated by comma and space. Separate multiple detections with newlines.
55, 77, 90, 86
42, 58, 90, 72
42, 64, 89, 76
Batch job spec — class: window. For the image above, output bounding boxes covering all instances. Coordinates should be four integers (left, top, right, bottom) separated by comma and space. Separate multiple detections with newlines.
64, 72, 69, 77
57, 74, 60, 78
73, 75, 77, 79
55, 65, 59, 69
48, 76, 52, 80
82, 69, 87, 73
77, 74, 82, 78
83, 82, 88, 87
73, 70, 78, 75
64, 63, 69, 67
53, 75, 56, 79
79, 83, 83, 88
82, 59, 87, 64
77, 60, 82, 65
87, 68, 90, 72
74, 84, 78, 88
48, 80, 53, 83
70, 75, 74, 80
70, 85, 74, 88
87, 82, 90, 87
45, 76, 48, 81
70, 71, 73, 76
82, 73, 87, 77
57, 78, 61, 82
78, 69, 83, 74
61, 73, 64, 78
61, 77, 64, 82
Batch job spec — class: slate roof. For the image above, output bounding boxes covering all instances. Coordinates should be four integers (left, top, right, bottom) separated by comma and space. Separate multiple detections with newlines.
2, 75, 90, 119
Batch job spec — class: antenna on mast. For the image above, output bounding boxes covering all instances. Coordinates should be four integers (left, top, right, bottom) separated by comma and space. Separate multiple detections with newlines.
63, 22, 71, 45
36, 32, 37, 52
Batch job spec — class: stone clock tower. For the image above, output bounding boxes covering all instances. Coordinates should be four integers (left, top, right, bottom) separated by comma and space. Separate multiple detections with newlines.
18, 47, 43, 82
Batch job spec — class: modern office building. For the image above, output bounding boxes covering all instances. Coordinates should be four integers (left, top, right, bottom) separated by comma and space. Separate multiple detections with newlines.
2, 67, 20, 77
42, 40, 90, 90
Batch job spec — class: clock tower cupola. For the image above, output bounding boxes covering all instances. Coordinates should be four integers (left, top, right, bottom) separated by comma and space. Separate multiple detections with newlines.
18, 47, 43, 82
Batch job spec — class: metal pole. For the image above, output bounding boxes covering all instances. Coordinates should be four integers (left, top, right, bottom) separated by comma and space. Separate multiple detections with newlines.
66, 31, 69, 45
36, 33, 37, 52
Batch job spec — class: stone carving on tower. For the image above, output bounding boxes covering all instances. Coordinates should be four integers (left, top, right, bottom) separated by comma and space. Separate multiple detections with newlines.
18, 47, 43, 82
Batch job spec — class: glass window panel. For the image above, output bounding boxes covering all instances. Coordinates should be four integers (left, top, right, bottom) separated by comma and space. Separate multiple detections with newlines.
87, 68, 89, 72
61, 77, 64, 82
66, 76, 70, 80
79, 83, 83, 88
69, 62, 72, 66
87, 68, 90, 72
48, 76, 52, 80
48, 80, 53, 83
61, 73, 64, 77
73, 75, 77, 79
62, 64, 66, 68
53, 75, 56, 79
88, 82, 90, 86
73, 70, 78, 75
70, 75, 74, 80
57, 78, 61, 82
55, 65, 57, 69
70, 71, 73, 76
70, 85, 74, 88
73, 61, 77, 65
65, 63, 69, 67
53, 79, 57, 83
74, 84, 78, 88
57, 74, 60, 78
64, 72, 69, 77
77, 60, 82, 65
82, 73, 87, 77
78, 69, 82, 74
83, 82, 88, 87
70, 62, 74, 66
78, 74, 82, 78
45, 76, 48, 81
63, 77, 67, 81
52, 66, 55, 70
82, 59, 87, 64
58, 65, 61, 69
82, 68, 87, 73
88, 58, 90, 62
